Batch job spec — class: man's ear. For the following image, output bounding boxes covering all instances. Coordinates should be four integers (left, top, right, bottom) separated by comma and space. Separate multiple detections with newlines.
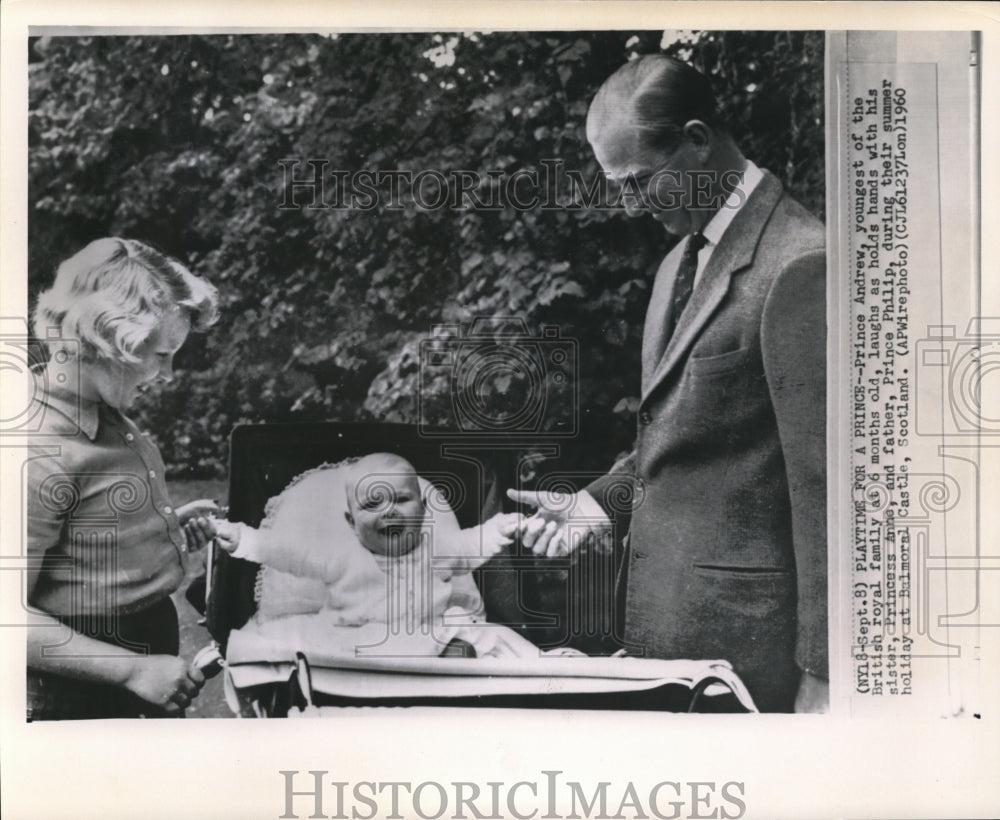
682, 119, 713, 162
344, 509, 354, 528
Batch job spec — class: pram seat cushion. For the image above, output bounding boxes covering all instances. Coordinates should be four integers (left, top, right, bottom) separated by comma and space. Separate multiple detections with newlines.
253, 460, 479, 623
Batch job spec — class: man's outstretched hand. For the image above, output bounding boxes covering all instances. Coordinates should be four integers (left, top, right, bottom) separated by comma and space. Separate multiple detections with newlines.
505, 488, 612, 557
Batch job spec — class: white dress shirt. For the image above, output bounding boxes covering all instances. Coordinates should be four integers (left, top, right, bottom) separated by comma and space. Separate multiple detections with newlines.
662, 160, 764, 288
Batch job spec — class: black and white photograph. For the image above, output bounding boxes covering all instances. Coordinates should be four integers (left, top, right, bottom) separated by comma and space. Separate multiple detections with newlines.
20, 26, 828, 718
1, 2, 998, 819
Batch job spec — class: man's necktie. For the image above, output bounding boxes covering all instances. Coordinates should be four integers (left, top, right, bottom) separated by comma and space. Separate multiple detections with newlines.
667, 231, 707, 339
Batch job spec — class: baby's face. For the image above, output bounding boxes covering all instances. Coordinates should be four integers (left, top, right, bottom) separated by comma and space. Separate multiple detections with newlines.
347, 469, 426, 556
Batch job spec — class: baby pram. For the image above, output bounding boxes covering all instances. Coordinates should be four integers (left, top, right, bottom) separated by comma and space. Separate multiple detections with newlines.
199, 422, 757, 716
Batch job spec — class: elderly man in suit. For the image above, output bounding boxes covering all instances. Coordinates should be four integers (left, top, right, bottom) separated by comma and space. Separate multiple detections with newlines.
510, 55, 828, 712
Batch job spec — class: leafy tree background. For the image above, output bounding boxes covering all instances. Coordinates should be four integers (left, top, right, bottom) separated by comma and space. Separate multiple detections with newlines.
28, 30, 824, 479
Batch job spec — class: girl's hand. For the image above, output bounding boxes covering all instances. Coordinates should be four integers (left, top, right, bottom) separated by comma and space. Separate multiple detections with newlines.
176, 498, 220, 523
177, 499, 221, 552
122, 654, 205, 714
480, 512, 525, 556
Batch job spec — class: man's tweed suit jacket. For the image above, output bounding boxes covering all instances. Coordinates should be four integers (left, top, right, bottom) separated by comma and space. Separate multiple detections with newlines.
588, 170, 827, 712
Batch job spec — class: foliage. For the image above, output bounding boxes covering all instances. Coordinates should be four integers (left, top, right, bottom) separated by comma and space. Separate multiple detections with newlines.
28, 30, 825, 478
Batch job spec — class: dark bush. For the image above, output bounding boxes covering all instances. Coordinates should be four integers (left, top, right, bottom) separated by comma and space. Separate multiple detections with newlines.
28, 30, 824, 478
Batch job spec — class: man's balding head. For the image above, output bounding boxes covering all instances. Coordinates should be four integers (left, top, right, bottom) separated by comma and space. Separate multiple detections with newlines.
586, 54, 723, 155
587, 54, 744, 236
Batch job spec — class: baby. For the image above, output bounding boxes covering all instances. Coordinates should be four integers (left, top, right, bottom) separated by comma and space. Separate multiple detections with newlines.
212, 453, 533, 657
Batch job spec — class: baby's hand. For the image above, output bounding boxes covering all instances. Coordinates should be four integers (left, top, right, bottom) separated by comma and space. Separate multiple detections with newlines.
480, 512, 525, 555
209, 518, 242, 554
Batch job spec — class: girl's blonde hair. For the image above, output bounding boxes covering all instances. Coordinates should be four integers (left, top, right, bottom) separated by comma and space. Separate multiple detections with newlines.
33, 237, 219, 361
